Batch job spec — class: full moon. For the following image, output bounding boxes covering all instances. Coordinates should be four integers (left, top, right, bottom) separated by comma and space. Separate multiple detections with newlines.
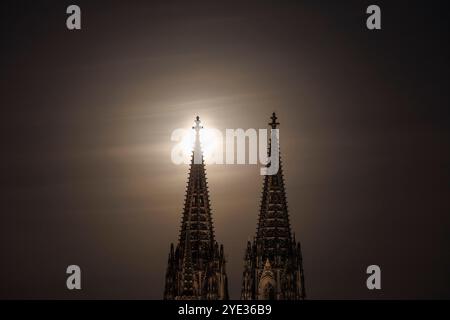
178, 121, 222, 164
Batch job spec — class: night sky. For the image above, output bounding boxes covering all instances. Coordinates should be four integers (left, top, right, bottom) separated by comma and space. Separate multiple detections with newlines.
1, 0, 449, 299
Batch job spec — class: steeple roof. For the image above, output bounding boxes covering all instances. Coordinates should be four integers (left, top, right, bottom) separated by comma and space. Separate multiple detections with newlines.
257, 113, 292, 259
179, 116, 215, 263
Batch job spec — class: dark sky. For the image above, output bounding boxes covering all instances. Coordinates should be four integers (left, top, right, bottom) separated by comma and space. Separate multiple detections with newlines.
1, 0, 449, 299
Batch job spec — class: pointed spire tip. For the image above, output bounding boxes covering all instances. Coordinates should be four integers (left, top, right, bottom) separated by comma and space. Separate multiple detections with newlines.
269, 112, 280, 129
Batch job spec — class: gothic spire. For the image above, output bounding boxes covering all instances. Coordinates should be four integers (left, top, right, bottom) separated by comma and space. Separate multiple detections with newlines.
257, 112, 292, 260
164, 116, 228, 300
178, 116, 215, 262
241, 113, 305, 300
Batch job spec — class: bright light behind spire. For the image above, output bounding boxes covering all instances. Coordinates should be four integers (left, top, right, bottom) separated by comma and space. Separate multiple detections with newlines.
178, 119, 222, 164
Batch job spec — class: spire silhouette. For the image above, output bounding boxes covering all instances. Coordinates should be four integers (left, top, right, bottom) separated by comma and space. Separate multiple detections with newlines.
241, 113, 306, 300
164, 116, 228, 300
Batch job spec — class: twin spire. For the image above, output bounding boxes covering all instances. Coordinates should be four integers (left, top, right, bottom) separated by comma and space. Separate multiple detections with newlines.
164, 113, 305, 300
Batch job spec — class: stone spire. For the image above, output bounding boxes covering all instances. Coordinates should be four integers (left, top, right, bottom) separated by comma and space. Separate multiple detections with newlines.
241, 113, 306, 300
257, 112, 292, 260
178, 115, 214, 264
164, 116, 229, 300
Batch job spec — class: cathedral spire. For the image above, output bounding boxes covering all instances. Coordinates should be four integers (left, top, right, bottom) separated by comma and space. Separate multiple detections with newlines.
257, 112, 292, 258
164, 116, 228, 300
178, 116, 215, 256
241, 113, 306, 300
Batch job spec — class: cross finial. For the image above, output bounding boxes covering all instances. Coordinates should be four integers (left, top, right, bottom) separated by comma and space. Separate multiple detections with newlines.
193, 115, 203, 133
269, 112, 280, 129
